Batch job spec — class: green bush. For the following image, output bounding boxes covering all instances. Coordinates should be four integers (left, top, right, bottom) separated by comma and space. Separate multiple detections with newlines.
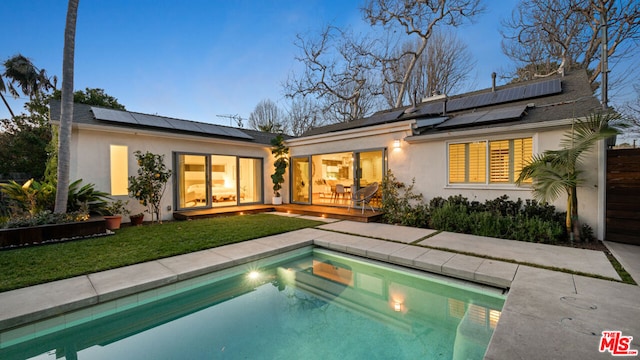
3, 206, 90, 229
383, 183, 574, 243
0, 179, 108, 221
428, 203, 461, 232
381, 170, 429, 228
428, 194, 567, 244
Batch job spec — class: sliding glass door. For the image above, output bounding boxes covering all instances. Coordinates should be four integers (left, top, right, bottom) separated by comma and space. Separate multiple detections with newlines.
175, 153, 263, 210
291, 149, 385, 207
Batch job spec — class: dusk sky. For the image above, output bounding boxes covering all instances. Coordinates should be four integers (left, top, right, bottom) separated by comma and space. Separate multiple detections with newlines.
2, 1, 633, 127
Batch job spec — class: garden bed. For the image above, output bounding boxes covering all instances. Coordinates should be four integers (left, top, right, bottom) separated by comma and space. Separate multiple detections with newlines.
0, 218, 107, 249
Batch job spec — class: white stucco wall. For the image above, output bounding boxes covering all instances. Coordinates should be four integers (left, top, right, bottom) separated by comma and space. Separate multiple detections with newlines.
288, 119, 605, 239
70, 125, 277, 222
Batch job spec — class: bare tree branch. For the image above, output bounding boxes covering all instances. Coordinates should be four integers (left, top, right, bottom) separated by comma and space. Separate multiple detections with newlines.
363, 0, 483, 107
501, 0, 640, 87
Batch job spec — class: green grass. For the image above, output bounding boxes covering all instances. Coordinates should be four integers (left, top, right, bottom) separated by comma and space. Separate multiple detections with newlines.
0, 214, 323, 292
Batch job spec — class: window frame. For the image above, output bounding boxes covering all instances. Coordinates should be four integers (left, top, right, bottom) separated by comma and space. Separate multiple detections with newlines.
446, 135, 535, 187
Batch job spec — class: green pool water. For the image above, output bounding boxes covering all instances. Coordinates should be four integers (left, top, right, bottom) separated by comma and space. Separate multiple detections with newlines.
0, 248, 505, 359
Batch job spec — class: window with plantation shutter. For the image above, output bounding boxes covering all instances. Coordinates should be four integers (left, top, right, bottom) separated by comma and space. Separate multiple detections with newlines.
449, 143, 466, 183
448, 137, 532, 185
468, 142, 486, 183
489, 140, 510, 183
513, 138, 532, 183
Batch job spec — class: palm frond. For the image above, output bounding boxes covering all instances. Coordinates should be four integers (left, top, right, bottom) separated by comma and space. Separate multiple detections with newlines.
560, 112, 620, 155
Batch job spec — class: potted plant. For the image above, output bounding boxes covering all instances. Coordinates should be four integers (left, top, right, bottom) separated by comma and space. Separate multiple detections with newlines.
270, 134, 289, 205
104, 200, 130, 230
129, 212, 144, 226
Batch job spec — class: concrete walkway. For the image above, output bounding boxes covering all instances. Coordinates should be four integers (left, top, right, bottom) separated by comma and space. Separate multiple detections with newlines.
1, 214, 638, 359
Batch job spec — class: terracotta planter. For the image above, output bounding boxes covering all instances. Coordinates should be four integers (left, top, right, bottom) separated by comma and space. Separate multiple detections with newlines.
130, 214, 144, 226
104, 215, 122, 230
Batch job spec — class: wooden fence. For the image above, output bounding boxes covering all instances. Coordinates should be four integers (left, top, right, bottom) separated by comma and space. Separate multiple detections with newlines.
606, 148, 640, 245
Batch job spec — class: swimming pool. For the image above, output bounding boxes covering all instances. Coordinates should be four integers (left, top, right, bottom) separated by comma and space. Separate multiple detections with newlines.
0, 248, 505, 359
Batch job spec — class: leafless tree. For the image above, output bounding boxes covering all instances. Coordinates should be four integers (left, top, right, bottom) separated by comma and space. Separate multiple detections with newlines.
620, 84, 640, 139
285, 96, 324, 136
363, 0, 484, 108
381, 30, 475, 107
284, 26, 382, 123
248, 99, 286, 133
501, 0, 640, 85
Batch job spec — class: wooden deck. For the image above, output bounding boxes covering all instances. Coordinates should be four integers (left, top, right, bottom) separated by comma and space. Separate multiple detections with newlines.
173, 203, 383, 223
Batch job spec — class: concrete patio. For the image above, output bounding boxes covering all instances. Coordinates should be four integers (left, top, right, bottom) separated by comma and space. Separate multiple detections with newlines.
1, 214, 638, 359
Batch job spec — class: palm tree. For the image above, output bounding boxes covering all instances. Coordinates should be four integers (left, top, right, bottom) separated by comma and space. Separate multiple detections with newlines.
516, 112, 620, 242
0, 74, 14, 118
1, 54, 55, 118
54, 0, 79, 214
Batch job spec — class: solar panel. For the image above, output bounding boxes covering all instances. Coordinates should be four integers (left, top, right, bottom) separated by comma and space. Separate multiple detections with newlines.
91, 107, 253, 140
437, 111, 488, 128
91, 107, 137, 124
524, 78, 561, 98
436, 104, 527, 129
162, 117, 203, 132
409, 101, 444, 117
474, 104, 527, 124
362, 109, 405, 126
130, 113, 174, 128
197, 122, 254, 139
415, 117, 448, 128
445, 78, 561, 113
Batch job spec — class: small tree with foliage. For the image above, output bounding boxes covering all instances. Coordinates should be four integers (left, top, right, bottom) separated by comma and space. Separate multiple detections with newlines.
128, 151, 172, 223
270, 135, 289, 198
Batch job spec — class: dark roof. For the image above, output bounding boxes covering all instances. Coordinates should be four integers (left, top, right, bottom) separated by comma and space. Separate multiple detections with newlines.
49, 101, 287, 145
301, 70, 602, 137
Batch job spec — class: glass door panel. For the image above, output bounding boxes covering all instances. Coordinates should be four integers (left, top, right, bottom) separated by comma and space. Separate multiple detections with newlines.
311, 152, 354, 206
210, 155, 237, 207
178, 154, 207, 209
292, 157, 310, 203
239, 158, 262, 204
354, 150, 384, 209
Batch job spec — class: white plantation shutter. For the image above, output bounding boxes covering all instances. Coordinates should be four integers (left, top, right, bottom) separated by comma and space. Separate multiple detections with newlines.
489, 140, 510, 183
468, 142, 486, 183
449, 143, 466, 183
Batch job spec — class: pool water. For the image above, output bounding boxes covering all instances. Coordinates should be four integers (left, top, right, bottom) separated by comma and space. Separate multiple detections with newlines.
0, 248, 505, 359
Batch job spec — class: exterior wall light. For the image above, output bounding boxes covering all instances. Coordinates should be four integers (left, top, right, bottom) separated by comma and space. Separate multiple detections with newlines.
393, 139, 401, 149
393, 301, 402, 312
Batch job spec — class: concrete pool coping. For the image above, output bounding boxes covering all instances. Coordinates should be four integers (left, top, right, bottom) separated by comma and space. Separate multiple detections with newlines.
1, 216, 639, 359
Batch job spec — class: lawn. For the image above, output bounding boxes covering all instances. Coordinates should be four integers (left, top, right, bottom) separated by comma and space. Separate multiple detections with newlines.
0, 214, 324, 292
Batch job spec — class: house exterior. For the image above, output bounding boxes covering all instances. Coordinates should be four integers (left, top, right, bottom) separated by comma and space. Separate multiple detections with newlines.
51, 70, 609, 239
286, 70, 608, 239
50, 102, 289, 221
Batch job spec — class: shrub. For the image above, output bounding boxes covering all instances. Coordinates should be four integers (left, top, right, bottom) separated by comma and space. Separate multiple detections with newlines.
104, 199, 131, 216
0, 179, 107, 218
381, 170, 429, 228
428, 194, 568, 244
429, 203, 472, 233
2, 206, 90, 229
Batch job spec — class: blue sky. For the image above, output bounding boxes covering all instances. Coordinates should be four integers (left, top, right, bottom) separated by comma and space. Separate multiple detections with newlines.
1, 0, 591, 126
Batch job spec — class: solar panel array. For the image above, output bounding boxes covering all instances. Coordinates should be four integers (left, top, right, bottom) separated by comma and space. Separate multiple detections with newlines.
444, 78, 561, 113
91, 107, 254, 140
436, 104, 527, 129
